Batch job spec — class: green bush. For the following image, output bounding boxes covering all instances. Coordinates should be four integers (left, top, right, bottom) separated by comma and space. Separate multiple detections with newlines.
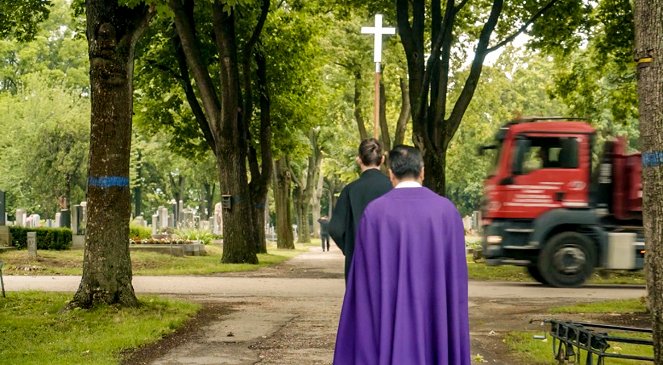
9, 226, 72, 250
129, 224, 152, 240
175, 228, 215, 245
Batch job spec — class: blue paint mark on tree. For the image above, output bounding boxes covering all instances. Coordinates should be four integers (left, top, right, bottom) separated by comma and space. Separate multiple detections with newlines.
88, 176, 129, 188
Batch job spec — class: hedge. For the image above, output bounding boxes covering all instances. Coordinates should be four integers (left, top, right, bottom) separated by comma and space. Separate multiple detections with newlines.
9, 226, 72, 250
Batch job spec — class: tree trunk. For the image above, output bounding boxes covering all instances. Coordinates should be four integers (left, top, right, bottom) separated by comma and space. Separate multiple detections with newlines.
423, 148, 447, 196
252, 204, 266, 253
297, 200, 310, 243
379, 79, 391, 151
273, 158, 294, 249
247, 48, 272, 255
311, 172, 323, 238
353, 70, 368, 141
215, 4, 258, 264
69, 0, 151, 309
217, 150, 257, 263
394, 78, 410, 146
634, 0, 663, 361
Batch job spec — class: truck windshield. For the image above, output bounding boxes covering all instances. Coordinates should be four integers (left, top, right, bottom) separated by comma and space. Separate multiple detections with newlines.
513, 136, 579, 174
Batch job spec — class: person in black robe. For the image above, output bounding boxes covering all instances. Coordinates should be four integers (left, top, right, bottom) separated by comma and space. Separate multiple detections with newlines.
317, 216, 330, 251
329, 138, 392, 279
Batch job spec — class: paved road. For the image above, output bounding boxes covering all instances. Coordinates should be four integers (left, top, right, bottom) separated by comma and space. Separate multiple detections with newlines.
5, 274, 645, 300
2, 245, 647, 365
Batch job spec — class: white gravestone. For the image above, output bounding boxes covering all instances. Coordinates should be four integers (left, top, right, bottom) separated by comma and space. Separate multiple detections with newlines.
159, 207, 169, 230
27, 232, 37, 260
15, 209, 26, 227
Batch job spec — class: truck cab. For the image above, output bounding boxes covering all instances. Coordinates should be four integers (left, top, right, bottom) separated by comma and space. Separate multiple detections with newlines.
481, 117, 644, 287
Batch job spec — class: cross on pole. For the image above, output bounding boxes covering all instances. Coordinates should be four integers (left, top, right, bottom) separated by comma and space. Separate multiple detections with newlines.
361, 14, 395, 139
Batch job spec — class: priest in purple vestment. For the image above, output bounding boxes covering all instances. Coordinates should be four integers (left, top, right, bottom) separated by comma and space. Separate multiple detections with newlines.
333, 144, 471, 365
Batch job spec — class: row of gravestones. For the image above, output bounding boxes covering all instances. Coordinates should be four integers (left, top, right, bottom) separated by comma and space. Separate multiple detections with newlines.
131, 202, 224, 236
0, 191, 87, 247
10, 203, 87, 234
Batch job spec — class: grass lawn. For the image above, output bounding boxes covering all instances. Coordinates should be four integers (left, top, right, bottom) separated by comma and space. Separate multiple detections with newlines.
0, 243, 307, 276
467, 258, 645, 285
505, 299, 652, 365
0, 291, 199, 365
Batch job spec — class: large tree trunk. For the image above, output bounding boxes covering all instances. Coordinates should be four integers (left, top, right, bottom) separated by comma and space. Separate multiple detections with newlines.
634, 0, 663, 361
170, 0, 267, 263
217, 150, 257, 263
216, 5, 257, 264
311, 172, 323, 238
69, 0, 151, 309
297, 198, 310, 243
247, 49, 272, 254
423, 149, 447, 196
273, 158, 294, 249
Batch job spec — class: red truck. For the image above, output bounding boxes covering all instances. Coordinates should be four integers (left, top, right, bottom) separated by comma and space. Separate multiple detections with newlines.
480, 117, 644, 287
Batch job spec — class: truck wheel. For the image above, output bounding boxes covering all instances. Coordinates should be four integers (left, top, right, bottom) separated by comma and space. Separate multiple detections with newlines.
526, 265, 549, 285
538, 232, 596, 288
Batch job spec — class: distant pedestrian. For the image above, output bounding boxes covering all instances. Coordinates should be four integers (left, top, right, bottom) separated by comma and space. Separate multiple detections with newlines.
329, 138, 392, 279
318, 216, 330, 252
333, 145, 471, 365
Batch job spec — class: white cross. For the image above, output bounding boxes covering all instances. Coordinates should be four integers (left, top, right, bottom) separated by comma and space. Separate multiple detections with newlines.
361, 14, 395, 67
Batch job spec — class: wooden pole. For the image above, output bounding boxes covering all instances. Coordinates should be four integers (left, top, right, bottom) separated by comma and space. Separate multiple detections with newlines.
374, 67, 381, 139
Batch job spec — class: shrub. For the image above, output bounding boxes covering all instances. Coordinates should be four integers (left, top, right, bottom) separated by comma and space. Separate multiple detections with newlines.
9, 226, 72, 250
129, 224, 152, 240
175, 229, 215, 245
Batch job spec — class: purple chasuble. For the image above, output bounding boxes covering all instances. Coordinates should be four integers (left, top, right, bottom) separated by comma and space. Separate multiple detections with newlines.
333, 187, 470, 365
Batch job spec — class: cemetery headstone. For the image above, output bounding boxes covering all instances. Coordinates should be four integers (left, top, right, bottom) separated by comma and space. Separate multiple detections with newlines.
133, 216, 145, 227
32, 214, 40, 227
16, 209, 26, 227
59, 209, 70, 228
178, 200, 184, 227
151, 214, 158, 235
213, 203, 223, 235
54, 212, 61, 228
71, 204, 80, 234
79, 202, 87, 235
182, 208, 194, 229
171, 202, 178, 227
27, 232, 37, 260
159, 206, 169, 230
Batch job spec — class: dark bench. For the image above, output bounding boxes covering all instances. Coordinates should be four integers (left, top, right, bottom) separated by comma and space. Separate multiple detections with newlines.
535, 319, 653, 364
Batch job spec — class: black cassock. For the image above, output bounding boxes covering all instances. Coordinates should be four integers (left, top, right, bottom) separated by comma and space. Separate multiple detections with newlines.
329, 168, 392, 279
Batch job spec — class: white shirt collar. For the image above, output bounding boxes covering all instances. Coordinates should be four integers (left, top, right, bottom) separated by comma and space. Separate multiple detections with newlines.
395, 181, 422, 189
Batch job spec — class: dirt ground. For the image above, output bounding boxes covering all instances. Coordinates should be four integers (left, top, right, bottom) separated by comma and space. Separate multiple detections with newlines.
121, 246, 649, 365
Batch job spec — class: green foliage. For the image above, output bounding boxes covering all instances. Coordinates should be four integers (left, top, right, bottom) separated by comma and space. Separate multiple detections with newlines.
9, 226, 72, 250
129, 224, 152, 240
0, 0, 88, 94
0, 291, 199, 365
175, 228, 215, 245
0, 75, 89, 217
535, 1, 638, 145
0, 1, 52, 41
